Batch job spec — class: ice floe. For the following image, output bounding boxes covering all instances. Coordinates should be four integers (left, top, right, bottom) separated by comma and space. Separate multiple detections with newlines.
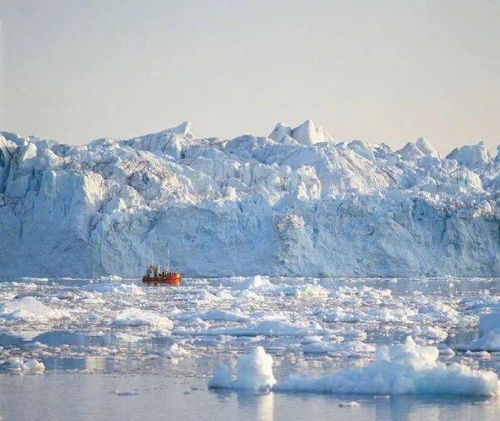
277, 337, 499, 396
0, 296, 69, 322
211, 338, 499, 396
112, 309, 173, 329
456, 313, 500, 352
0, 357, 45, 374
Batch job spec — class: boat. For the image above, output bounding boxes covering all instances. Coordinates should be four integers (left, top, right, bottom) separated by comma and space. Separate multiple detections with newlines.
142, 265, 181, 285
142, 249, 181, 286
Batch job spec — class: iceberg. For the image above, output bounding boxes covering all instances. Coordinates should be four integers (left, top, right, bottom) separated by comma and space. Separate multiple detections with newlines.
209, 346, 276, 391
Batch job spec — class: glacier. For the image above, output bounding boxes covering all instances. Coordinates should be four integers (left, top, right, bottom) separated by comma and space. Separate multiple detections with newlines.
0, 120, 498, 278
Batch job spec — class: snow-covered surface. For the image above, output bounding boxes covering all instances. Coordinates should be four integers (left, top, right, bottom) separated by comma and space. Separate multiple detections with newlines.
0, 122, 498, 278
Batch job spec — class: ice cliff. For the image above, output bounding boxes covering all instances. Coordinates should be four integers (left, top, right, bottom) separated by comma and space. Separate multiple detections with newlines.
0, 120, 498, 278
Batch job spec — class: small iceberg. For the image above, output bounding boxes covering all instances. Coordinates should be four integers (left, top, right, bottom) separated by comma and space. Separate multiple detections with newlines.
0, 357, 45, 374
209, 338, 499, 396
456, 313, 500, 352
0, 296, 69, 322
209, 346, 276, 392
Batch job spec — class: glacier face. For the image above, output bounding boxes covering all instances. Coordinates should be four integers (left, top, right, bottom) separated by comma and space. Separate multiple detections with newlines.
0, 120, 498, 278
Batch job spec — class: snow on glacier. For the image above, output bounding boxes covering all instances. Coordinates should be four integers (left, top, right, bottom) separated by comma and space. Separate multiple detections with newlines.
0, 121, 498, 277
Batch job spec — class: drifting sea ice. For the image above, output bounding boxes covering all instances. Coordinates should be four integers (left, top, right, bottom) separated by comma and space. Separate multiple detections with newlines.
456, 313, 500, 352
302, 340, 376, 355
111, 308, 173, 329
0, 357, 45, 374
211, 338, 499, 396
0, 296, 69, 322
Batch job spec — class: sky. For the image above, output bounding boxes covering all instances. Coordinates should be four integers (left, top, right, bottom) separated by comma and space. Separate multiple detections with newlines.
1, 0, 499, 155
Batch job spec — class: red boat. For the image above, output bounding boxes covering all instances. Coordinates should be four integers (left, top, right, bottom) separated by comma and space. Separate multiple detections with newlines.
142, 264, 181, 286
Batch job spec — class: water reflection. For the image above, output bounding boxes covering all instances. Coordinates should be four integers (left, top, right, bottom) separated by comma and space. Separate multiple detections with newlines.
236, 391, 274, 421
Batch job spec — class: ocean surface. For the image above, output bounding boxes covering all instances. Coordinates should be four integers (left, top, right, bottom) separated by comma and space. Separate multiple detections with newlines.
0, 276, 499, 420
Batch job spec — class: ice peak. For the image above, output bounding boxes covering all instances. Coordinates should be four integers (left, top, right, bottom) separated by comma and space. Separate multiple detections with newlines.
446, 141, 491, 167
269, 122, 293, 142
415, 136, 439, 158
164, 121, 193, 138
269, 120, 332, 145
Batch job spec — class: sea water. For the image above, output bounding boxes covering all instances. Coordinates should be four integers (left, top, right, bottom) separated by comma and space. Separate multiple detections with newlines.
0, 277, 499, 420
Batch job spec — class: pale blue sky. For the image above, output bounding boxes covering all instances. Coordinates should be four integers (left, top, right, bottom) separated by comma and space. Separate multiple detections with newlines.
1, 0, 499, 154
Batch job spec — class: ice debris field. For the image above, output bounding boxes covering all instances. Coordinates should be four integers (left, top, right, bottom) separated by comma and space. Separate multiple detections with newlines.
0, 276, 499, 397
0, 120, 498, 278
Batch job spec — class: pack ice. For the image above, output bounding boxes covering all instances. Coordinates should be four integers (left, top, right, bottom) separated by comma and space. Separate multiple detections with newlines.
0, 121, 498, 277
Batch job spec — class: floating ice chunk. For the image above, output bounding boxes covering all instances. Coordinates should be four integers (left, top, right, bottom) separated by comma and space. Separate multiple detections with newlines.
231, 275, 273, 290
99, 274, 122, 282
199, 320, 328, 337
209, 346, 276, 391
417, 302, 459, 323
239, 290, 264, 300
22, 341, 48, 351
368, 307, 416, 323
114, 332, 143, 343
83, 283, 145, 295
456, 330, 500, 352
22, 358, 46, 374
0, 357, 45, 374
163, 343, 189, 357
294, 284, 329, 299
115, 390, 139, 396
302, 341, 375, 355
438, 346, 456, 357
338, 401, 360, 408
322, 310, 364, 323
112, 308, 173, 329
177, 309, 249, 322
0, 297, 69, 322
197, 290, 219, 302
411, 325, 448, 342
456, 313, 500, 352
276, 337, 499, 396
19, 277, 49, 284
215, 290, 234, 300
209, 363, 233, 389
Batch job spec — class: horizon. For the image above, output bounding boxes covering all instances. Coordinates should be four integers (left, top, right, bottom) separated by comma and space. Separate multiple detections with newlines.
1, 0, 500, 155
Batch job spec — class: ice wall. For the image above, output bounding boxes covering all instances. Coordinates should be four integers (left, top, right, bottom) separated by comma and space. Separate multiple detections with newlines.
0, 122, 498, 278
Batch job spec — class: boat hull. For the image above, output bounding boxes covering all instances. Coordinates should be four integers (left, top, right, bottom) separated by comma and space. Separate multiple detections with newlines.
142, 273, 181, 286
